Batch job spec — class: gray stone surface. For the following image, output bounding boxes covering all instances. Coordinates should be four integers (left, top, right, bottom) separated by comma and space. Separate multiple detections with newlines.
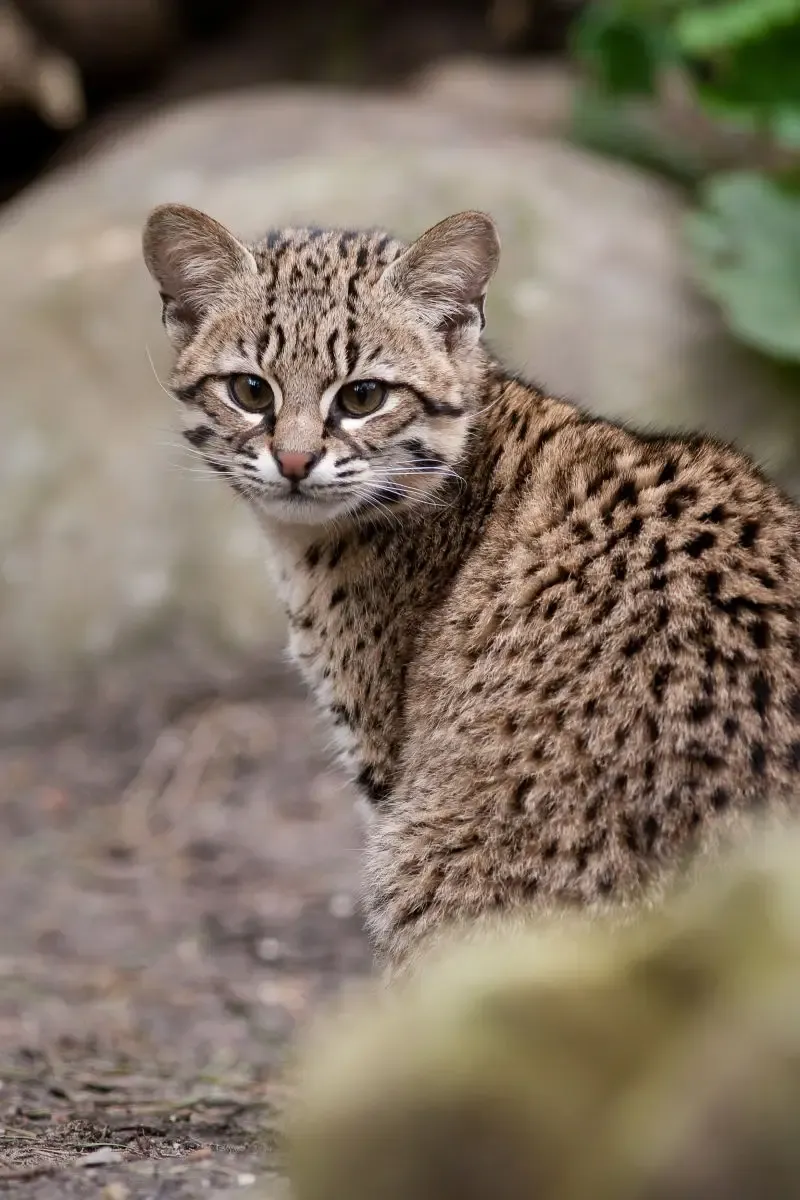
2, 73, 799, 679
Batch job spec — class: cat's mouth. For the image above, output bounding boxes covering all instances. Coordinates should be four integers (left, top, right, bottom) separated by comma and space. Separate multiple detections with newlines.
251, 483, 358, 526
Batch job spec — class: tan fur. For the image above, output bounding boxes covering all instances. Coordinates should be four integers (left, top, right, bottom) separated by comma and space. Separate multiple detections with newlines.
143, 204, 800, 970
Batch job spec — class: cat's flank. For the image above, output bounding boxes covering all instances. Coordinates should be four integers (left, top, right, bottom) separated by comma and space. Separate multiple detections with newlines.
142, 203, 800, 969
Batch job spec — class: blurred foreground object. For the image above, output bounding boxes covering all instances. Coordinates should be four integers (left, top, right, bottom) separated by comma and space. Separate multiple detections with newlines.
0, 0, 83, 127
290, 825, 800, 1200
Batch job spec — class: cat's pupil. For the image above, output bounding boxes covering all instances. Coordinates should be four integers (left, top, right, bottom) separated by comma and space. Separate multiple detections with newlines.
339, 380, 384, 415
229, 373, 272, 411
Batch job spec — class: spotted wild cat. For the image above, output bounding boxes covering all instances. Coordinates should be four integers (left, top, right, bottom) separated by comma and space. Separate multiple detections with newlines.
142, 203, 800, 969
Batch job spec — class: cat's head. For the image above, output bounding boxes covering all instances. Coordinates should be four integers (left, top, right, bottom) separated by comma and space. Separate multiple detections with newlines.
142, 204, 500, 526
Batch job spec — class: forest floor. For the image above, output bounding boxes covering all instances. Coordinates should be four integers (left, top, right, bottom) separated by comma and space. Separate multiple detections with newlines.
0, 659, 368, 1198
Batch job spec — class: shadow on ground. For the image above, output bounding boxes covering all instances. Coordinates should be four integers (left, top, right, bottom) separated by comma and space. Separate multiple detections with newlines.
0, 660, 368, 1197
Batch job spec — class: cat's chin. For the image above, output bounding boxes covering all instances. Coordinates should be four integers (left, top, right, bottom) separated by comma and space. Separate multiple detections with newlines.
248, 490, 360, 528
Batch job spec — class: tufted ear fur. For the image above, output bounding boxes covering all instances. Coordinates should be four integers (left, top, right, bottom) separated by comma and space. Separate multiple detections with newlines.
142, 203, 257, 350
383, 211, 500, 346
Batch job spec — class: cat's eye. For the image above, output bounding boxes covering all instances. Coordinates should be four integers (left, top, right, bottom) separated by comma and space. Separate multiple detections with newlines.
337, 379, 387, 418
228, 374, 274, 413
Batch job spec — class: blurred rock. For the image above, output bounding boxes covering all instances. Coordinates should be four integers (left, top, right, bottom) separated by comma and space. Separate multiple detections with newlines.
1, 79, 799, 679
289, 824, 800, 1200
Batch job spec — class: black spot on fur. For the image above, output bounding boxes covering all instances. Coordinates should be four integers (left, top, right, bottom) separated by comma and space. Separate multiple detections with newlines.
711, 787, 730, 811
664, 486, 697, 519
750, 742, 767, 775
751, 671, 771, 719
651, 664, 671, 703
656, 461, 677, 486
705, 571, 721, 599
510, 778, 532, 813
739, 520, 759, 549
623, 634, 646, 658
609, 479, 637, 510
688, 700, 713, 723
684, 530, 716, 558
329, 586, 347, 608
357, 765, 390, 805
642, 815, 659, 851
647, 537, 668, 569
328, 540, 347, 569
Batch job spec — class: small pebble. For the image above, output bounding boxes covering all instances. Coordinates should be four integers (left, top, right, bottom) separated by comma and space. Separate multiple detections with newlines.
102, 1184, 129, 1200
78, 1147, 123, 1167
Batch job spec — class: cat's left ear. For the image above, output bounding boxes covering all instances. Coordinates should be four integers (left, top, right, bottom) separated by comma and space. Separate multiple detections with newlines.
382, 211, 500, 345
142, 203, 257, 350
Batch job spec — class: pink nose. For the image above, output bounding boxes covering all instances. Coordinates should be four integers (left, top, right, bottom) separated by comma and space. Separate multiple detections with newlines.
274, 450, 317, 481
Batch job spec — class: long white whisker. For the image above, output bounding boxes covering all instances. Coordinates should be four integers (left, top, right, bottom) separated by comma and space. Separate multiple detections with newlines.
145, 344, 181, 407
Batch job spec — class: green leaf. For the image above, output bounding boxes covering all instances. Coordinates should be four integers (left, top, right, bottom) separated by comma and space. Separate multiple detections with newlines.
676, 0, 800, 54
700, 26, 800, 107
572, 6, 675, 97
570, 87, 705, 186
689, 26, 800, 141
688, 172, 800, 360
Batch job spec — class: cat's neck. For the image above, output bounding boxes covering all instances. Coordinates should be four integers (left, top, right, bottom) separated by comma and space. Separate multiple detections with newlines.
252, 368, 578, 800
256, 368, 572, 602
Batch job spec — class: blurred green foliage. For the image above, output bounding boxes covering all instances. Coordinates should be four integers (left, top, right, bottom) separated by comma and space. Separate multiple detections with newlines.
570, 0, 800, 362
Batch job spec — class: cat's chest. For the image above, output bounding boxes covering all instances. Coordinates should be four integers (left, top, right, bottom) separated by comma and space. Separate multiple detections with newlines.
280, 560, 374, 762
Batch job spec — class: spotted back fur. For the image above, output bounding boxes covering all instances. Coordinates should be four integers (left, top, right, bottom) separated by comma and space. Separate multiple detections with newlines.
143, 203, 800, 970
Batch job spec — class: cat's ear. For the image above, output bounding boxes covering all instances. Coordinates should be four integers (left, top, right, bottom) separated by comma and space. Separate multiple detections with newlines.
383, 211, 500, 345
142, 203, 257, 349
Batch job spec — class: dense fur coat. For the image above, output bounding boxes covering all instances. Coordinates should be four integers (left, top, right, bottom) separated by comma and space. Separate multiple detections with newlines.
143, 204, 800, 968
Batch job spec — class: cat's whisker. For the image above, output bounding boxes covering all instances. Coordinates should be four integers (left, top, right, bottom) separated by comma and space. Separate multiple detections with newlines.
145, 344, 182, 408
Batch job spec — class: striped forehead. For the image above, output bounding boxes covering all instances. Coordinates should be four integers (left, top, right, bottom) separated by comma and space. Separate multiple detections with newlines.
253, 227, 402, 287
248, 227, 405, 375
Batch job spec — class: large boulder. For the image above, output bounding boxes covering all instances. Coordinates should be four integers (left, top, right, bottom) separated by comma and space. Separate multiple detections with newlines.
2, 74, 799, 680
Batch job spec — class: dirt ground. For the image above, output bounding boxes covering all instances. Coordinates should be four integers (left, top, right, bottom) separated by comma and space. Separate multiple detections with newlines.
0, 657, 369, 1198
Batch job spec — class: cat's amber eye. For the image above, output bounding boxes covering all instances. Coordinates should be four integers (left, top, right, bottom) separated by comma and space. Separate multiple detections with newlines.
228, 374, 274, 413
337, 379, 387, 418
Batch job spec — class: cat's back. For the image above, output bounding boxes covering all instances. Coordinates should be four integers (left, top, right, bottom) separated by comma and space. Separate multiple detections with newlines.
407, 392, 800, 831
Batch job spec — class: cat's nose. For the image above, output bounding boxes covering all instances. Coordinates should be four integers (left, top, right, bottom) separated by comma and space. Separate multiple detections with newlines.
274, 450, 318, 481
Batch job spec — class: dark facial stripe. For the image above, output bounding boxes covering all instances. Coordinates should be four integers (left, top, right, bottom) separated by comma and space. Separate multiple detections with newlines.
411, 387, 464, 419
399, 437, 446, 469
385, 412, 418, 438
183, 426, 214, 448
175, 372, 234, 404
327, 329, 341, 372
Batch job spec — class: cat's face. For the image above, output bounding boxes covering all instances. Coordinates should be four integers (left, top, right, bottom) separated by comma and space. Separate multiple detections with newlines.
142, 206, 500, 526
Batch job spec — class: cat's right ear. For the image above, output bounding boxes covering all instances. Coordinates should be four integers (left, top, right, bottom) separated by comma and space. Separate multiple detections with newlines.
142, 203, 257, 350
